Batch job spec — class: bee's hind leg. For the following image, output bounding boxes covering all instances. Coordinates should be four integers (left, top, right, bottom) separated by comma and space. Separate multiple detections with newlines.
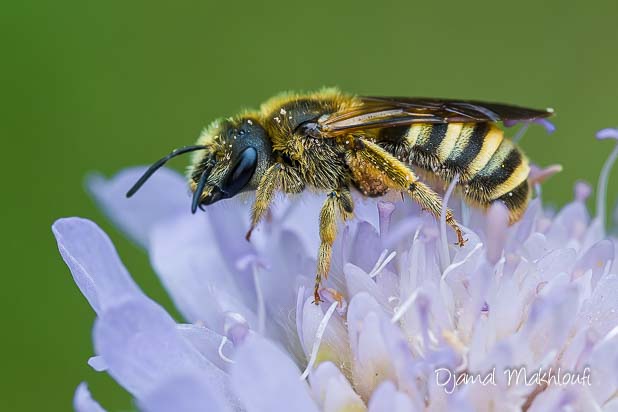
408, 180, 466, 246
348, 138, 466, 246
314, 187, 354, 304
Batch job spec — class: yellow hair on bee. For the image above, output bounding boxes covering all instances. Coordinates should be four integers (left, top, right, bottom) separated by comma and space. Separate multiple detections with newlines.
258, 87, 351, 118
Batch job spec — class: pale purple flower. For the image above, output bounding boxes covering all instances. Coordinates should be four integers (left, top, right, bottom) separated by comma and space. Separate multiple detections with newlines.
55, 130, 618, 412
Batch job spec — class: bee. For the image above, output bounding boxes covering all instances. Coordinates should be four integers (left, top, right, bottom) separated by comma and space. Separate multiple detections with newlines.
126, 88, 553, 304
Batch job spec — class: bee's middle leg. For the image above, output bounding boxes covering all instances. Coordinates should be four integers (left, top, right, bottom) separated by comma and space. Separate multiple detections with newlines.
314, 187, 353, 304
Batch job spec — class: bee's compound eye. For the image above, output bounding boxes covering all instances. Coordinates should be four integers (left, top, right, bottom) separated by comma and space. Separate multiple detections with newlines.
223, 147, 258, 197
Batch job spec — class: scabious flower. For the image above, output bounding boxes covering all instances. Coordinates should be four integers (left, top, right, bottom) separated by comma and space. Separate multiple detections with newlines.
54, 129, 618, 412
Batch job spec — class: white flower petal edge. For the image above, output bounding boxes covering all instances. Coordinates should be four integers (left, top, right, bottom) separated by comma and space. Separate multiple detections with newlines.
73, 383, 106, 412
52, 218, 143, 314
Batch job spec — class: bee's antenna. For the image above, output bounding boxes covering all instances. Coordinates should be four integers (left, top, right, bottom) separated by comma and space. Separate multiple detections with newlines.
126, 145, 206, 198
191, 167, 210, 214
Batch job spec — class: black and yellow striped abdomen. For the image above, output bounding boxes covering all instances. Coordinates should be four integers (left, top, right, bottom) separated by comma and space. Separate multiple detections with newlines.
378, 122, 531, 222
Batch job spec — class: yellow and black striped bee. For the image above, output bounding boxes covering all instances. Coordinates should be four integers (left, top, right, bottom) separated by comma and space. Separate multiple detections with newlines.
127, 88, 553, 304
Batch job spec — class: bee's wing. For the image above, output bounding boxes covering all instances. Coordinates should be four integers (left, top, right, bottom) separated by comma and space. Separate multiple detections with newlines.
318, 97, 554, 135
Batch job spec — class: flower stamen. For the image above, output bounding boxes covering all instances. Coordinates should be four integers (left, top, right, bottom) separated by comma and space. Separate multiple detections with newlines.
300, 301, 338, 381
440, 173, 460, 271
595, 128, 618, 231
217, 336, 235, 364
368, 249, 397, 278
529, 164, 563, 198
391, 289, 419, 324
461, 198, 470, 226
296, 286, 306, 350
574, 181, 592, 202
377, 201, 396, 241
512, 122, 531, 144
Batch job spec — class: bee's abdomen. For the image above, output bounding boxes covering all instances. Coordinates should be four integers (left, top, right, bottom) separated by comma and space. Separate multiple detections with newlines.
389, 122, 531, 221
494, 178, 530, 222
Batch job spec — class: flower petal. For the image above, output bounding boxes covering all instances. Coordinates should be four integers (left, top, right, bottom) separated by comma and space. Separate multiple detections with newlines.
367, 381, 417, 412
596, 128, 618, 141
545, 201, 590, 247
344, 263, 391, 310
93, 298, 231, 404
574, 181, 593, 202
528, 164, 563, 186
149, 214, 257, 327
577, 274, 618, 338
277, 193, 323, 254
52, 217, 143, 315
177, 324, 231, 371
206, 199, 255, 268
231, 335, 320, 412
535, 118, 556, 134
515, 279, 580, 366
485, 202, 510, 264
139, 372, 232, 412
256, 229, 315, 313
87, 167, 188, 248
310, 362, 365, 412
349, 222, 383, 274
527, 386, 601, 412
88, 356, 107, 372
346, 292, 386, 359
74, 383, 106, 412
509, 198, 541, 249
585, 328, 618, 405
572, 239, 614, 287
353, 310, 397, 399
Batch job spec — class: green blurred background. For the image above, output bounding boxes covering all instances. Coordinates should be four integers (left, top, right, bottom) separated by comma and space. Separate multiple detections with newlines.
1, 1, 617, 410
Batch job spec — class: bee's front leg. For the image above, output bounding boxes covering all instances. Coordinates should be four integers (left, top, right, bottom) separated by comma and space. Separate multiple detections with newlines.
314, 187, 354, 304
247, 163, 304, 241
247, 164, 281, 241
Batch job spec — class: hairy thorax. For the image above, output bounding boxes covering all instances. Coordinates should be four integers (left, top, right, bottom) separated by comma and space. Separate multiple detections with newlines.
281, 134, 348, 191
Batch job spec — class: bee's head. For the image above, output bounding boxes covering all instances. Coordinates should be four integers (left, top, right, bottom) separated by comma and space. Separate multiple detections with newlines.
188, 117, 271, 211
125, 116, 272, 213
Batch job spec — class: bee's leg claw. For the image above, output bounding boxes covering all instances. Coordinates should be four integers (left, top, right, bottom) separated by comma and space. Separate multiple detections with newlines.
454, 227, 467, 247
245, 225, 255, 242
312, 271, 324, 305
312, 285, 323, 305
